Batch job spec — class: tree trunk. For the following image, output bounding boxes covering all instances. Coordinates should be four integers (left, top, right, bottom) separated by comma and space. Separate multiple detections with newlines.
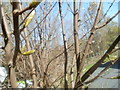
0, 1, 18, 88
73, 0, 81, 85
59, 1, 69, 89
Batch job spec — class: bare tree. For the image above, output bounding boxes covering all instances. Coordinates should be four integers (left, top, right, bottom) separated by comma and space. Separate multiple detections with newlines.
73, 0, 81, 86
59, 1, 68, 89
0, 0, 119, 89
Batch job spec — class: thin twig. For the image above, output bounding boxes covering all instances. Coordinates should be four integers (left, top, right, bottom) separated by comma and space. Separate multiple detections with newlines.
95, 10, 120, 29
75, 1, 103, 85
19, 8, 35, 28
22, 2, 57, 39
66, 1, 74, 14
81, 35, 120, 84
98, 0, 115, 24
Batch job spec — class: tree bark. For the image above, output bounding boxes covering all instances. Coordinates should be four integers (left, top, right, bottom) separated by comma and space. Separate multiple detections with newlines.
73, 0, 82, 86
18, 1, 37, 88
0, 1, 18, 88
59, 1, 68, 89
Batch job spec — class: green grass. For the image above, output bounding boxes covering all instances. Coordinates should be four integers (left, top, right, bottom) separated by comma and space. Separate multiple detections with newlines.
83, 63, 94, 73
103, 54, 118, 63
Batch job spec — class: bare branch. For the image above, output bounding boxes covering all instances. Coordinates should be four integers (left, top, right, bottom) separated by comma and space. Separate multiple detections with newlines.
16, 0, 42, 15
95, 10, 120, 29
98, 0, 115, 24
19, 0, 37, 88
19, 8, 35, 28
77, 57, 120, 88
23, 2, 57, 37
110, 47, 120, 54
66, 1, 74, 14
75, 1, 103, 86
81, 35, 120, 83
12, 2, 20, 67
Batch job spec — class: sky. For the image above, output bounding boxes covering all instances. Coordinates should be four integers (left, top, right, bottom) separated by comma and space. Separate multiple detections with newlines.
41, 1, 119, 25
1, 0, 118, 22
64, 1, 119, 22
103, 2, 119, 22
29, 0, 119, 45
2, 0, 120, 2
0, 0, 119, 46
